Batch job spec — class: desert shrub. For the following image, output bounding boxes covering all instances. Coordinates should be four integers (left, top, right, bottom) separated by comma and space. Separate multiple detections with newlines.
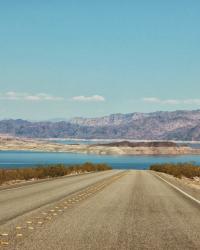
150, 162, 200, 179
0, 162, 112, 185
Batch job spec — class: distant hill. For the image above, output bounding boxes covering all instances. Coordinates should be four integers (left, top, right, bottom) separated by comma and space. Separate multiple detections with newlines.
1, 110, 200, 140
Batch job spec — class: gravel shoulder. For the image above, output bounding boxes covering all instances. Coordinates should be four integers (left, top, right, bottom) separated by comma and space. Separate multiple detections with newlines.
150, 170, 200, 201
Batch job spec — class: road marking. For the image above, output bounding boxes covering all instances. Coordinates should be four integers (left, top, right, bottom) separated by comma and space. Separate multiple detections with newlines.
154, 173, 200, 205
0, 172, 126, 247
16, 234, 23, 237
1, 233, 8, 236
0, 241, 9, 246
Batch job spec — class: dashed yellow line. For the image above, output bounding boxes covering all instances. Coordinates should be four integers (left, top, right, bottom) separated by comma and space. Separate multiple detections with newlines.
16, 234, 23, 237
0, 240, 9, 246
0, 234, 8, 237
26, 221, 32, 224
1, 172, 127, 247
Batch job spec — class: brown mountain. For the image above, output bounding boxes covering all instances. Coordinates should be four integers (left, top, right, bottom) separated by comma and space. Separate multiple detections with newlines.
1, 110, 200, 140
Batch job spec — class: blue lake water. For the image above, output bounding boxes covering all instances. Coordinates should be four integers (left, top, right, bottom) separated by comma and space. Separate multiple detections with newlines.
0, 151, 200, 169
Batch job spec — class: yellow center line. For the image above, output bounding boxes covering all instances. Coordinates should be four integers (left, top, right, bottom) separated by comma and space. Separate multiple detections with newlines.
16, 234, 23, 237
1, 172, 126, 247
0, 241, 9, 246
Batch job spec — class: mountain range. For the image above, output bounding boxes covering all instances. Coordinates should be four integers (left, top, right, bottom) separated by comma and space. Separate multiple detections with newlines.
1, 110, 200, 140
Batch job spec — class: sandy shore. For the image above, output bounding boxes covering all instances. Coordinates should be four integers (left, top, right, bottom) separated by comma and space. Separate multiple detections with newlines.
1, 137, 200, 155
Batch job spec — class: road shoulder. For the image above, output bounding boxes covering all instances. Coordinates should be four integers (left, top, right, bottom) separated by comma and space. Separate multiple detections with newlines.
149, 170, 200, 202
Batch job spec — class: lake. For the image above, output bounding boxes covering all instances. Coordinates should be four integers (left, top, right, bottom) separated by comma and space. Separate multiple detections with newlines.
1, 151, 200, 169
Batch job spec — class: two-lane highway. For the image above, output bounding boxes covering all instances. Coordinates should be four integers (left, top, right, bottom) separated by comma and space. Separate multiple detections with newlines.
0, 170, 200, 250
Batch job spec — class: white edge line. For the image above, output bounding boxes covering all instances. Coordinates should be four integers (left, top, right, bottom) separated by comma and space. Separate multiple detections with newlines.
153, 173, 200, 205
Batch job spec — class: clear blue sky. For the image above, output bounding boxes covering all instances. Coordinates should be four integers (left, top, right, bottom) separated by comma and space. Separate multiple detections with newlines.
0, 1, 200, 120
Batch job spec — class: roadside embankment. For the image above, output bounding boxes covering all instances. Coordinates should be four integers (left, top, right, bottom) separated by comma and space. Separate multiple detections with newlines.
150, 163, 200, 201
150, 163, 200, 179
0, 162, 112, 186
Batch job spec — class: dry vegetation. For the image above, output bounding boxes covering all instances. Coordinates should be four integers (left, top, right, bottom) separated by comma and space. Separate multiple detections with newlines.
0, 162, 112, 185
150, 163, 200, 179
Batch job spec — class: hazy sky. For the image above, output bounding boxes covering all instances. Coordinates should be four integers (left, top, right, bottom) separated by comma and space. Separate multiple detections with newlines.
0, 1, 200, 120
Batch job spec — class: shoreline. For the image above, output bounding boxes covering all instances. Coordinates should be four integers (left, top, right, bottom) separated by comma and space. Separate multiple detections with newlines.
42, 138, 200, 144
1, 137, 200, 155
2, 148, 200, 157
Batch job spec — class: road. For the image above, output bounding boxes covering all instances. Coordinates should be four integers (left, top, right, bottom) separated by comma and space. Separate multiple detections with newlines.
0, 170, 121, 224
0, 170, 200, 249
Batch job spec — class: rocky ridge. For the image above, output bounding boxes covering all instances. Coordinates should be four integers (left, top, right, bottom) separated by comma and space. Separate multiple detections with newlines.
1, 110, 200, 140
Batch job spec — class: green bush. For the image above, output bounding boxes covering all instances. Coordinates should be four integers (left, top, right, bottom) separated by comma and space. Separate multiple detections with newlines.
0, 162, 112, 185
150, 162, 200, 179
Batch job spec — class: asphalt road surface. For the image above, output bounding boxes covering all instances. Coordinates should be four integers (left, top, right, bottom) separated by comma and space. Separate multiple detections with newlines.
0, 170, 121, 224
0, 170, 199, 250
